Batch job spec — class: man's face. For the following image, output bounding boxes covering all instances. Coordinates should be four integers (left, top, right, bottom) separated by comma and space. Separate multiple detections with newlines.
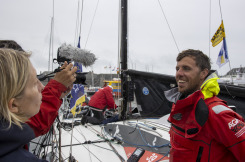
175, 56, 205, 96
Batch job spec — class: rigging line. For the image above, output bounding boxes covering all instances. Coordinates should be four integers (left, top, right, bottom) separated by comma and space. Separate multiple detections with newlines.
92, 143, 115, 152
51, 0, 54, 71
128, 122, 163, 146
107, 139, 125, 162
35, 129, 53, 157
117, 0, 121, 71
157, 0, 180, 53
101, 127, 125, 162
218, 0, 223, 20
69, 124, 105, 154
56, 117, 62, 161
55, 139, 113, 148
224, 85, 236, 99
101, 125, 114, 140
155, 150, 170, 162
218, 1, 233, 83
83, 124, 122, 147
83, 123, 125, 161
127, 121, 157, 131
50, 125, 56, 159
48, 17, 53, 72
48, 0, 55, 72
84, 0, 100, 49
100, 127, 124, 161
74, 0, 80, 46
31, 132, 46, 155
102, 123, 169, 149
76, 126, 93, 162
86, 125, 118, 145
60, 126, 103, 162
140, 130, 169, 148
137, 126, 169, 148
112, 132, 168, 148
37, 130, 52, 154
52, 0, 54, 17
51, 124, 61, 161
44, 127, 54, 157
68, 117, 75, 159
116, 0, 121, 105
142, 120, 170, 132
78, 0, 84, 37
208, 0, 212, 58
87, 124, 104, 137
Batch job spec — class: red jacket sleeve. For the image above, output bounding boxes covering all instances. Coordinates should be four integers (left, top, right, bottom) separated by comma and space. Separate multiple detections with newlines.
27, 79, 67, 137
209, 106, 245, 161
104, 87, 117, 109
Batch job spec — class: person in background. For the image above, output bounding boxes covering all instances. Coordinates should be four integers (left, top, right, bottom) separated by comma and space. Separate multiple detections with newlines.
82, 85, 118, 125
0, 40, 77, 136
164, 49, 245, 161
0, 40, 25, 51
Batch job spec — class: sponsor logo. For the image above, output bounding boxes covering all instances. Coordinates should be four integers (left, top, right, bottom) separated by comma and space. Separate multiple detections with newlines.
173, 113, 182, 121
228, 119, 239, 129
146, 153, 158, 162
228, 118, 245, 138
142, 87, 149, 95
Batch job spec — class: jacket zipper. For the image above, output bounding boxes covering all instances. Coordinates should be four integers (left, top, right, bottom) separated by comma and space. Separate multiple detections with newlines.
196, 146, 204, 162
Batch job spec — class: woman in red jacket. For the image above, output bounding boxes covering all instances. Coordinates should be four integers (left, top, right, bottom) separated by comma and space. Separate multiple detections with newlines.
0, 49, 77, 161
0, 40, 77, 137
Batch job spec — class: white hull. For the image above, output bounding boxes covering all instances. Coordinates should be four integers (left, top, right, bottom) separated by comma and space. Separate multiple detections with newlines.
31, 117, 170, 162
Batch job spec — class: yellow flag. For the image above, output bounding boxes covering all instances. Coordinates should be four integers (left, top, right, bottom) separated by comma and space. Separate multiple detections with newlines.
211, 21, 226, 47
70, 106, 76, 116
70, 95, 86, 116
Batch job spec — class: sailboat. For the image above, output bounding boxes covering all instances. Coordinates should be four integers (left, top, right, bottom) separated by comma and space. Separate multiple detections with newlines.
30, 1, 172, 161
29, 1, 245, 162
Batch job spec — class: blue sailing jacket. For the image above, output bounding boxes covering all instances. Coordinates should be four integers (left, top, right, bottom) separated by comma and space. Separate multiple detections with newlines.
0, 120, 47, 162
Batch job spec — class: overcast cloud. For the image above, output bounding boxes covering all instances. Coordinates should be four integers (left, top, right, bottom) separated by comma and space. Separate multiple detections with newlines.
0, 0, 244, 76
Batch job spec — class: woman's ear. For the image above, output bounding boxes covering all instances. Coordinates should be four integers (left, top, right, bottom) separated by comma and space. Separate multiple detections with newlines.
8, 98, 19, 113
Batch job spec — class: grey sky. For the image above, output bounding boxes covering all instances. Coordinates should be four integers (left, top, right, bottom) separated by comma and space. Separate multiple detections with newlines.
0, 0, 244, 76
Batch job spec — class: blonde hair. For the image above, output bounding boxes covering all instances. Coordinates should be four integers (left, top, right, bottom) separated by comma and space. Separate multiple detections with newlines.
0, 48, 31, 128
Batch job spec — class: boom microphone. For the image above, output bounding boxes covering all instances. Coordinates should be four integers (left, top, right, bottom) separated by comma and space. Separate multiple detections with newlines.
56, 43, 97, 67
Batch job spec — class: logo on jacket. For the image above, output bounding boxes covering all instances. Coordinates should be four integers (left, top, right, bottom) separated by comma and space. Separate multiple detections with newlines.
173, 113, 182, 121
142, 87, 149, 95
228, 118, 245, 138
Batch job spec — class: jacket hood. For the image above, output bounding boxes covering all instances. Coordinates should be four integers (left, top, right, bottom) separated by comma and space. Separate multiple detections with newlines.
200, 72, 220, 100
165, 72, 220, 102
0, 120, 35, 157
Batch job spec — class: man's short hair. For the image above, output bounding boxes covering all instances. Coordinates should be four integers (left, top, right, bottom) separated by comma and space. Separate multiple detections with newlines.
177, 49, 211, 71
0, 40, 24, 51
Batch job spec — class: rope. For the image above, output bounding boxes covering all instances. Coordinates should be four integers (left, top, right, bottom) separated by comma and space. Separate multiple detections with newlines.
74, 0, 81, 46
219, 0, 223, 20
224, 84, 236, 99
86, 125, 125, 161
156, 150, 170, 162
157, 0, 180, 53
208, 0, 212, 58
78, 0, 84, 38
76, 125, 93, 161
64, 125, 103, 162
103, 123, 169, 149
84, 0, 100, 48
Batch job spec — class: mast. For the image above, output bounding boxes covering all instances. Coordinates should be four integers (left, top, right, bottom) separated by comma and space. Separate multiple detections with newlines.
120, 0, 128, 119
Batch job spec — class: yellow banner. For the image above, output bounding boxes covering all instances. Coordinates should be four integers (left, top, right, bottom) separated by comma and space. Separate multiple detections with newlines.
211, 21, 226, 47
